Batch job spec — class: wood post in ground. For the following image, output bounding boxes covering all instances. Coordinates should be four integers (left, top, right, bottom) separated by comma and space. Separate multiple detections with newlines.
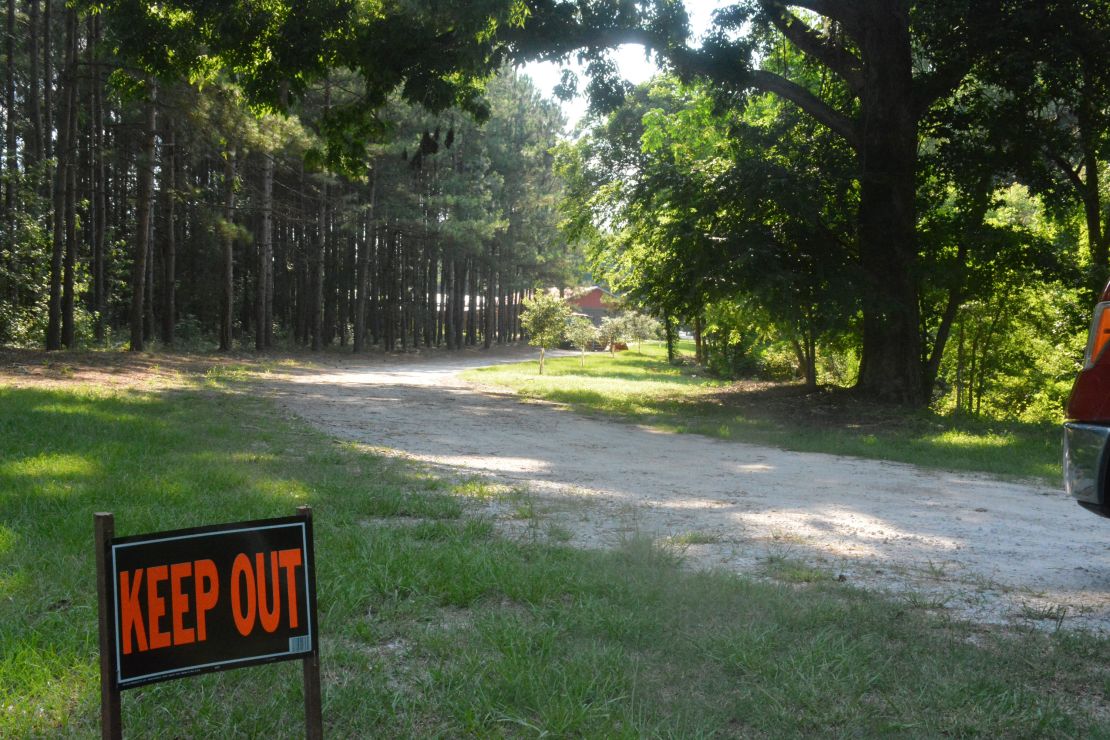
94, 512, 121, 740
298, 505, 324, 739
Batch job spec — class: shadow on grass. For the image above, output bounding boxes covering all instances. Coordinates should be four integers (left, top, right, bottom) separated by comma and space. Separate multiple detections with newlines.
475, 361, 1062, 483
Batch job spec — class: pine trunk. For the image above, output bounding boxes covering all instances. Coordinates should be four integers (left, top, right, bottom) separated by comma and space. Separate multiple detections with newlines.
161, 124, 176, 345
42, 0, 50, 161
90, 13, 106, 342
256, 152, 273, 350
129, 84, 156, 351
60, 9, 77, 347
311, 188, 325, 351
27, 0, 42, 166
219, 147, 236, 351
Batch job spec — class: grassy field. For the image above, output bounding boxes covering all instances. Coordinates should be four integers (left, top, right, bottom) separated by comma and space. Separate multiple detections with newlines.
2, 364, 1106, 736
464, 342, 1063, 484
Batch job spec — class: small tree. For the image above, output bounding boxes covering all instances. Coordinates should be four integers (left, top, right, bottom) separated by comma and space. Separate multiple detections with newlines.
623, 312, 662, 353
520, 292, 572, 374
565, 316, 598, 367
597, 315, 626, 355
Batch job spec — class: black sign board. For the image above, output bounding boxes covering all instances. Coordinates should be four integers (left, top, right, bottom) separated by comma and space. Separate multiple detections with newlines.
106, 515, 317, 688
95, 509, 323, 739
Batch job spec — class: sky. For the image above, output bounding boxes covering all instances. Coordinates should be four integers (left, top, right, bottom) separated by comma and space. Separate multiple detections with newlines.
518, 0, 730, 130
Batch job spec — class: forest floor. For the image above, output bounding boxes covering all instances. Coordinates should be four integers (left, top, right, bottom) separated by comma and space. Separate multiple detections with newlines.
265, 345, 1110, 633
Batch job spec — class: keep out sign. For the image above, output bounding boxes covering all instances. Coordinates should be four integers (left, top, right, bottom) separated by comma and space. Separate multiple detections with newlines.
107, 516, 317, 688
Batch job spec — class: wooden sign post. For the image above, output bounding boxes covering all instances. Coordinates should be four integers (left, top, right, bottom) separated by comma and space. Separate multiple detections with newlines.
94, 508, 322, 739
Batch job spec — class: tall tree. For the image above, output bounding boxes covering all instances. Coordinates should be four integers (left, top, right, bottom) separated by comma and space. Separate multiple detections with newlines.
256, 150, 272, 350
517, 0, 1032, 403
129, 83, 156, 351
219, 145, 236, 351
59, 6, 77, 347
160, 122, 176, 345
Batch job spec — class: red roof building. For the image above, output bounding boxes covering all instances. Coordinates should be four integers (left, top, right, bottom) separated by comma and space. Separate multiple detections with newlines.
565, 286, 616, 325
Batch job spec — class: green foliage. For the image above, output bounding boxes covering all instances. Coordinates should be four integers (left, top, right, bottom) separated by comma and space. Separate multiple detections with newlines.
565, 315, 598, 352
700, 299, 802, 382
596, 315, 625, 354
621, 311, 661, 352
0, 164, 53, 346
558, 27, 1098, 413
559, 75, 859, 384
521, 292, 571, 348
938, 283, 1086, 422
99, 0, 533, 169
521, 292, 571, 372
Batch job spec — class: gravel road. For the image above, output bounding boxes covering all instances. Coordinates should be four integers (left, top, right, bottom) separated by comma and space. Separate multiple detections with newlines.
266, 347, 1110, 631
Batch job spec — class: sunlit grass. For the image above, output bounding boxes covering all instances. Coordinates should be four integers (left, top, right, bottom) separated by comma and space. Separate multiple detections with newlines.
1, 452, 98, 478
465, 342, 1062, 484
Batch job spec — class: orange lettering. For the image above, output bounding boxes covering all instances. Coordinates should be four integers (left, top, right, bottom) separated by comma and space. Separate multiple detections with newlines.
231, 553, 256, 636
278, 548, 303, 629
256, 552, 281, 633
194, 559, 218, 642
169, 562, 195, 646
146, 565, 170, 650
119, 569, 147, 655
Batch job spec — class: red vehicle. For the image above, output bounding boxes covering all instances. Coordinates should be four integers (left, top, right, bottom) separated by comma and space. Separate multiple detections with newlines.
1064, 279, 1110, 516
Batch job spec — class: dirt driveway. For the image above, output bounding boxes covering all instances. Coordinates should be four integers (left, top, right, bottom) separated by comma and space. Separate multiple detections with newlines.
266, 347, 1110, 631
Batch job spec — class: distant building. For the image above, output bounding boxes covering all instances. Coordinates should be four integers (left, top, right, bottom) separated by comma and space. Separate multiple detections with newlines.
565, 286, 617, 326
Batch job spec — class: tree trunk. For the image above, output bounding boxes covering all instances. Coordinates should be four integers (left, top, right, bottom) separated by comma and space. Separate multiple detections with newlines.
2, 0, 14, 301
923, 277, 964, 400
339, 231, 351, 346
46, 11, 75, 350
27, 0, 42, 167
484, 249, 495, 349
161, 124, 176, 345
5, 0, 16, 242
129, 83, 156, 351
693, 314, 703, 365
354, 169, 375, 352
1076, 65, 1108, 289
60, 9, 77, 347
444, 256, 454, 349
955, 318, 965, 413
311, 187, 325, 351
256, 151, 273, 350
144, 212, 155, 342
809, 331, 818, 388
850, 3, 923, 404
465, 258, 476, 346
90, 13, 106, 342
424, 237, 435, 346
45, 121, 64, 349
665, 313, 675, 362
219, 146, 236, 351
42, 0, 50, 161
323, 196, 336, 347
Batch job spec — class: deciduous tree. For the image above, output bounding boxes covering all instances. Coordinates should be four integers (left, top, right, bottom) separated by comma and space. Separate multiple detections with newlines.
521, 291, 571, 373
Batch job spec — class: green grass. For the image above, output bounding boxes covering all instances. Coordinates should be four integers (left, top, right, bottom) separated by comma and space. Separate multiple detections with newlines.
2, 373, 1107, 736
464, 341, 1063, 483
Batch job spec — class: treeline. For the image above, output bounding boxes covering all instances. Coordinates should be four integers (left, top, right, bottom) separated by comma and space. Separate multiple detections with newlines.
558, 2, 1110, 418
0, 4, 570, 352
